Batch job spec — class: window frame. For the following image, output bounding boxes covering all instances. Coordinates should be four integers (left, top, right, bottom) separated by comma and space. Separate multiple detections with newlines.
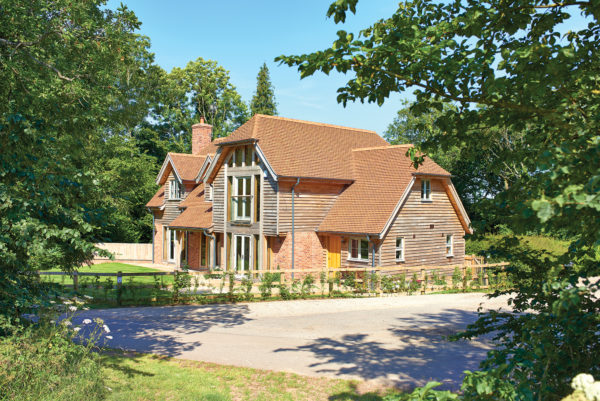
395, 237, 405, 262
421, 179, 432, 202
206, 184, 213, 201
347, 238, 370, 262
233, 234, 252, 271
164, 228, 176, 262
446, 234, 454, 257
231, 176, 252, 222
169, 179, 184, 200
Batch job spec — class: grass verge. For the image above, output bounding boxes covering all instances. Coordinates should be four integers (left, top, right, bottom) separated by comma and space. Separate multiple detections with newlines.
100, 350, 396, 401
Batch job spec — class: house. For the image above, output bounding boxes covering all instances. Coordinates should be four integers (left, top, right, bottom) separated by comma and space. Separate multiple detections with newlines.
146, 114, 472, 273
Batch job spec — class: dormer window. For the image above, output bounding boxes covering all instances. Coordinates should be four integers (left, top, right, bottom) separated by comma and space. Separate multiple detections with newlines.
169, 180, 184, 200
421, 179, 431, 201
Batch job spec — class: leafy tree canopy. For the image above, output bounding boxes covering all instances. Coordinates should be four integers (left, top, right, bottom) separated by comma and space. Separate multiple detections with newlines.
166, 58, 249, 141
278, 0, 600, 399
0, 0, 151, 316
250, 63, 278, 116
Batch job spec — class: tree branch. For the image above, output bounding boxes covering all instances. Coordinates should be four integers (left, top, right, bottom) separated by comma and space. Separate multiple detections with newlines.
352, 60, 556, 116
1, 38, 76, 82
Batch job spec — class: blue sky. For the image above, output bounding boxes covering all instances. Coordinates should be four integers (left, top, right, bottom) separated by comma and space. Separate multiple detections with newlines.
106, 1, 589, 136
106, 0, 406, 136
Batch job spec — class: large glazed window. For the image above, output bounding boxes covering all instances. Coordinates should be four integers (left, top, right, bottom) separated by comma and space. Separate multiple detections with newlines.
231, 176, 251, 221
228, 174, 261, 223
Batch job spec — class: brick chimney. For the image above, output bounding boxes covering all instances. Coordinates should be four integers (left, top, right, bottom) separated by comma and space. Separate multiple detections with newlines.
191, 117, 212, 155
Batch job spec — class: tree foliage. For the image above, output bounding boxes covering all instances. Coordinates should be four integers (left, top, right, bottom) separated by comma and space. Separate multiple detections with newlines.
278, 0, 600, 399
165, 58, 249, 140
0, 0, 151, 315
250, 63, 278, 116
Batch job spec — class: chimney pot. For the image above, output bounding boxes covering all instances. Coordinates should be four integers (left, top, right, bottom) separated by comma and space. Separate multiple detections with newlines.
191, 119, 212, 155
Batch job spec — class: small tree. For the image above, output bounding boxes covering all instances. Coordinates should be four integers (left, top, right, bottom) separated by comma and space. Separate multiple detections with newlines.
250, 63, 277, 116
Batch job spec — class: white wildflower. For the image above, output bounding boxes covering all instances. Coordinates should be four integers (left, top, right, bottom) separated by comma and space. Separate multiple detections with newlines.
82, 319, 92, 325
585, 382, 600, 401
74, 327, 81, 332
62, 300, 73, 305
61, 320, 72, 327
83, 295, 93, 300
106, 335, 113, 340
49, 300, 56, 304
572, 374, 595, 391
82, 307, 89, 311
68, 306, 77, 312
50, 320, 56, 324
103, 324, 110, 333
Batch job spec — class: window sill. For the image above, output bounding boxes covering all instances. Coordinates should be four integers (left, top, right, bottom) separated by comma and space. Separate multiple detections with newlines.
231, 220, 252, 226
347, 258, 369, 263
446, 254, 454, 258
395, 259, 405, 263
420, 199, 433, 203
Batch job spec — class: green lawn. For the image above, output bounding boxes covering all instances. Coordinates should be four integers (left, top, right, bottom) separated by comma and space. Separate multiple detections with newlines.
101, 351, 393, 401
41, 262, 175, 285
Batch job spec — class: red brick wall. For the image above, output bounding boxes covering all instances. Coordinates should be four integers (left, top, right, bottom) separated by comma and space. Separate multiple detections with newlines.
270, 232, 326, 275
187, 231, 201, 270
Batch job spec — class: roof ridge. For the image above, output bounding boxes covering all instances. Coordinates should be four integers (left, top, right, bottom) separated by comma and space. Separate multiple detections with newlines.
252, 113, 260, 138
352, 144, 413, 152
168, 152, 205, 158
255, 114, 378, 134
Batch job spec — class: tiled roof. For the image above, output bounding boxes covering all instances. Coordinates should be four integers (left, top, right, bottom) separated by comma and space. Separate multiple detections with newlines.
168, 153, 206, 181
217, 114, 389, 180
169, 206, 213, 229
169, 184, 213, 229
318, 145, 450, 234
146, 184, 166, 208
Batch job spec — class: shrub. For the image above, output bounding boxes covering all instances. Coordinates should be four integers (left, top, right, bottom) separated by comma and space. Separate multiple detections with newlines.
381, 274, 394, 293
240, 275, 253, 301
259, 273, 278, 299
408, 273, 420, 295
301, 274, 315, 298
173, 271, 191, 304
290, 279, 301, 299
452, 266, 462, 290
342, 272, 356, 290
278, 283, 292, 300
368, 271, 380, 292
319, 271, 327, 296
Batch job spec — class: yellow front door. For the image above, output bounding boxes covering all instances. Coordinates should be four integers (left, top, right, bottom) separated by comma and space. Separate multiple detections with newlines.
326, 235, 341, 270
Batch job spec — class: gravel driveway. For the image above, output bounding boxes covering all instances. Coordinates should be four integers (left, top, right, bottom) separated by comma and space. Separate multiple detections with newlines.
74, 293, 511, 390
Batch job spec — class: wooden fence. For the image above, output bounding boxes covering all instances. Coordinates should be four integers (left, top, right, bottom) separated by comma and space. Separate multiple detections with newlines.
94, 242, 152, 262
39, 261, 509, 297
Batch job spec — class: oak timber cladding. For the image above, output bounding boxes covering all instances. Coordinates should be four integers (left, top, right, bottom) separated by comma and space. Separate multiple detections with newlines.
277, 181, 342, 232
262, 172, 278, 236
212, 166, 225, 230
155, 172, 186, 228
380, 178, 466, 267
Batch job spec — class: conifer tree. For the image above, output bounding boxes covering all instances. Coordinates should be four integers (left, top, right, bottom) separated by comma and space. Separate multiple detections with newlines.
250, 63, 277, 116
